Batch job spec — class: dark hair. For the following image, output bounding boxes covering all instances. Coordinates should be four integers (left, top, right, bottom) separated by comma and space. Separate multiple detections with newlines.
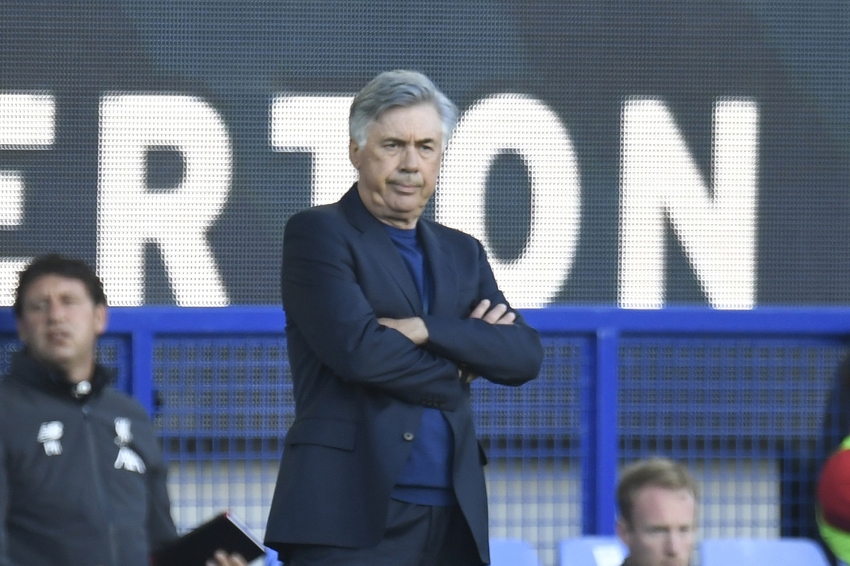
617, 457, 699, 527
14, 254, 107, 317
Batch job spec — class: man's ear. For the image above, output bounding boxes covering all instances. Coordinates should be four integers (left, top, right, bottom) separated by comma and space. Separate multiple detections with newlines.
94, 304, 108, 337
349, 138, 361, 170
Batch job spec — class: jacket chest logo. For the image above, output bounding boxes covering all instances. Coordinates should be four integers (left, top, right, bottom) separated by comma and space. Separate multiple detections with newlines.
113, 417, 146, 474
37, 421, 64, 455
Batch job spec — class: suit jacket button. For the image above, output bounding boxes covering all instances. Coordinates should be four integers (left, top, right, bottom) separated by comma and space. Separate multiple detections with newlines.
403, 432, 415, 442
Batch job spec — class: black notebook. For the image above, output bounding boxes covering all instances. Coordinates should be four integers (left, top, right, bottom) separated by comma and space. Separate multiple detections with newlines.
151, 511, 266, 566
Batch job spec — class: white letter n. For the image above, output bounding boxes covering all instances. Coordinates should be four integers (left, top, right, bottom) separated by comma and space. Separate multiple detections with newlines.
619, 98, 758, 309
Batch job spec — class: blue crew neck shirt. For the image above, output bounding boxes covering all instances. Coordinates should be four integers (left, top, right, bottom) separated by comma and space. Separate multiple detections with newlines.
383, 223, 456, 507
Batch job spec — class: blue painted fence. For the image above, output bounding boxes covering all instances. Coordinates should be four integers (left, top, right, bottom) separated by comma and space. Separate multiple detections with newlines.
2, 306, 848, 565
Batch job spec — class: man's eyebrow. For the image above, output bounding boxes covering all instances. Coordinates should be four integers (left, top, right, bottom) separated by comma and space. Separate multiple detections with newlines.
380, 136, 437, 145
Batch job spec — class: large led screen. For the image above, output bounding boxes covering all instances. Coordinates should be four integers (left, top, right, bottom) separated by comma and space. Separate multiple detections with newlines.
0, 0, 848, 307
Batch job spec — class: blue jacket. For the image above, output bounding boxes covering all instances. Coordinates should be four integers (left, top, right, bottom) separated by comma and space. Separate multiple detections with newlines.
264, 185, 543, 564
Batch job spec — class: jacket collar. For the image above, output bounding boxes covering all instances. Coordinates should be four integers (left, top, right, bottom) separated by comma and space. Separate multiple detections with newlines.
7, 349, 114, 401
339, 184, 457, 316
416, 217, 457, 316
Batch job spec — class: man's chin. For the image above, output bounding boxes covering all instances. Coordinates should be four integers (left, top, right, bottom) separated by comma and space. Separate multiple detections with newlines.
388, 204, 426, 222
33, 350, 75, 369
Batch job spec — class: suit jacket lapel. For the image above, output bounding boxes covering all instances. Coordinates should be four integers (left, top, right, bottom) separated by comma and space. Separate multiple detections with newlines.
340, 184, 422, 314
418, 219, 457, 316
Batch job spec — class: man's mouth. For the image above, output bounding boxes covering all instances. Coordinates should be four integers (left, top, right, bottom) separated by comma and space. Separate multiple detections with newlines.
46, 331, 70, 343
389, 180, 422, 192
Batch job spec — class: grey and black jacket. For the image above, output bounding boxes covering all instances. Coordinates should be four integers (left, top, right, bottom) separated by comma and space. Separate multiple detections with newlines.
0, 351, 176, 566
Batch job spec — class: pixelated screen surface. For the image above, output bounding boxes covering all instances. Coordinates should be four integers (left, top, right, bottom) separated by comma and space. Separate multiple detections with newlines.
0, 0, 848, 307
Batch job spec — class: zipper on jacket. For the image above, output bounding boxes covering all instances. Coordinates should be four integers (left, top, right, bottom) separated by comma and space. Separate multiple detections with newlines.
82, 404, 121, 566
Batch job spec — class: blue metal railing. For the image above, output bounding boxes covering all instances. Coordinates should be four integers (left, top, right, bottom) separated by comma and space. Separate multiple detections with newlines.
2, 306, 849, 545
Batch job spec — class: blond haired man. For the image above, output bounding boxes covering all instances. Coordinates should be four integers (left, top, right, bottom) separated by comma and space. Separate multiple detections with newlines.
616, 458, 698, 566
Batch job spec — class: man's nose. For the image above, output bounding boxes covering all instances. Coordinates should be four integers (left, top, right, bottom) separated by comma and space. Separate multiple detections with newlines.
45, 300, 64, 321
399, 146, 419, 171
666, 532, 686, 556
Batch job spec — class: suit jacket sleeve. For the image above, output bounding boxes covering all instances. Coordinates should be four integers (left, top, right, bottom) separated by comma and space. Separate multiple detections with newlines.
0, 436, 17, 566
282, 209, 467, 409
421, 238, 544, 385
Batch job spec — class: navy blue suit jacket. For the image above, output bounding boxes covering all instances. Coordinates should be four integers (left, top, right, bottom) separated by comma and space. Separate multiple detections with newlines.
264, 185, 544, 564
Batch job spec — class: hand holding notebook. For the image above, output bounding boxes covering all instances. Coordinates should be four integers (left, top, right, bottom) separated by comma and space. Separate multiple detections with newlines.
151, 512, 266, 566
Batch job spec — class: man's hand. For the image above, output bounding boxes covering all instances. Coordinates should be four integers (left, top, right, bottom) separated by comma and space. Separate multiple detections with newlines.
468, 299, 516, 325
377, 316, 429, 345
207, 550, 249, 566
379, 301, 514, 382
461, 299, 516, 383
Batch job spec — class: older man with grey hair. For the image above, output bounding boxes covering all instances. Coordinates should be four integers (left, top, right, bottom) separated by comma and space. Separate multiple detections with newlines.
263, 70, 544, 566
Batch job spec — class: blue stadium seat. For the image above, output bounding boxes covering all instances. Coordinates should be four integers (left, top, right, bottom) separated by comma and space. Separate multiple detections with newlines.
264, 546, 282, 566
700, 538, 830, 566
558, 536, 628, 566
488, 538, 541, 566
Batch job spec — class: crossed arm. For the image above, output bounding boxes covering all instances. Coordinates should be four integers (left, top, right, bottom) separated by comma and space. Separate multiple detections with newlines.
377, 298, 517, 383
282, 209, 542, 404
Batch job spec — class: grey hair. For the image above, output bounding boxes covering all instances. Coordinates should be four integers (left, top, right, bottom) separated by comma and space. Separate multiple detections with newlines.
349, 70, 458, 150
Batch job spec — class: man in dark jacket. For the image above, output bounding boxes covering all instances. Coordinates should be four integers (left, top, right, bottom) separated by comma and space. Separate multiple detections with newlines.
263, 70, 544, 566
0, 254, 248, 566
